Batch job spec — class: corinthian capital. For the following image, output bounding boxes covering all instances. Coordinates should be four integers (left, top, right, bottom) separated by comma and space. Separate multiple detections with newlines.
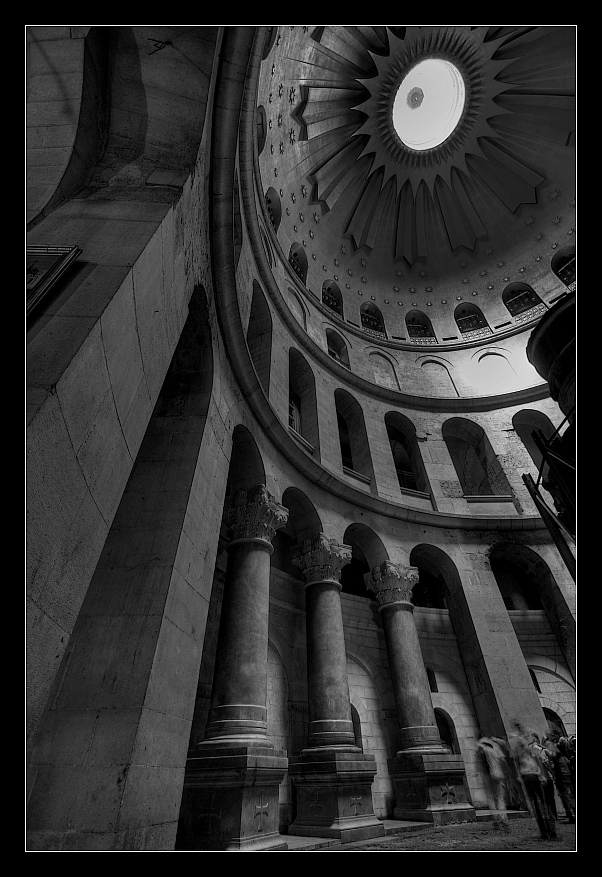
226, 484, 288, 544
368, 562, 419, 608
290, 533, 352, 584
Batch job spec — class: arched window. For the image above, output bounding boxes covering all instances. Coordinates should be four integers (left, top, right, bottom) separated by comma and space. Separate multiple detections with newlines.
406, 309, 436, 343
326, 329, 350, 368
454, 303, 491, 340
264, 187, 282, 232
246, 281, 272, 396
490, 555, 543, 610
543, 708, 567, 739
322, 280, 343, 317
341, 523, 388, 599
335, 389, 374, 486
256, 106, 267, 155
474, 352, 519, 394
385, 411, 429, 494
551, 246, 575, 291
288, 349, 319, 456
370, 352, 399, 390
502, 282, 544, 318
411, 568, 447, 608
360, 302, 386, 337
442, 417, 514, 497
434, 709, 459, 754
288, 243, 308, 285
512, 409, 556, 474
420, 360, 458, 397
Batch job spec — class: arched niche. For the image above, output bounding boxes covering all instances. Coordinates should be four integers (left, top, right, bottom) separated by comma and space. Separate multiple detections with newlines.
226, 424, 266, 499
384, 411, 429, 493
512, 409, 557, 474
473, 351, 518, 394
273, 487, 322, 578
288, 348, 320, 457
369, 352, 399, 391
256, 105, 267, 155
341, 523, 389, 599
489, 554, 543, 610
551, 245, 575, 290
326, 328, 350, 368
502, 282, 544, 317
322, 280, 343, 317
247, 280, 272, 396
406, 309, 436, 341
288, 243, 308, 285
265, 187, 282, 232
454, 302, 490, 337
442, 417, 514, 497
488, 542, 575, 677
419, 359, 458, 397
360, 301, 386, 336
335, 389, 375, 487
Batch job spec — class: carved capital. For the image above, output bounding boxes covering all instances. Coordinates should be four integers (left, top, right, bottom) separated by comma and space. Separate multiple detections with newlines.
226, 485, 288, 545
368, 562, 419, 607
291, 533, 352, 584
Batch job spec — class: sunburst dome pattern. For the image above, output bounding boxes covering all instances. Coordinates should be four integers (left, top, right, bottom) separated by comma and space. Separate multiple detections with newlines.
258, 26, 575, 294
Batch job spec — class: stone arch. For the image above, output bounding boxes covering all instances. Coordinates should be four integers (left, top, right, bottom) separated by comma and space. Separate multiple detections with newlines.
334, 389, 375, 488
226, 424, 266, 498
256, 105, 267, 155
454, 302, 490, 337
369, 352, 399, 390
273, 487, 322, 578
247, 280, 272, 396
408, 543, 451, 608
322, 280, 343, 317
551, 245, 575, 289
341, 523, 388, 599
326, 328, 350, 368
406, 309, 436, 341
488, 543, 575, 679
265, 186, 282, 232
360, 301, 386, 336
434, 707, 460, 754
472, 350, 519, 394
262, 26, 278, 59
384, 411, 429, 493
502, 282, 544, 317
442, 417, 514, 497
288, 348, 320, 457
419, 358, 458, 396
288, 242, 308, 284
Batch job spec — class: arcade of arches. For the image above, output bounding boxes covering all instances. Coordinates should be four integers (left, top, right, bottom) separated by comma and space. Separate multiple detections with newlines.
26, 26, 575, 851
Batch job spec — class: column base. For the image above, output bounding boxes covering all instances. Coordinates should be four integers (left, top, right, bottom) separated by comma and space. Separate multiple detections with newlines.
287, 750, 385, 842
389, 752, 476, 825
176, 745, 288, 851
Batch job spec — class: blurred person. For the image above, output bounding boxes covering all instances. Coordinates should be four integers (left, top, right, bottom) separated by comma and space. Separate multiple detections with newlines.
509, 723, 558, 841
545, 733, 575, 823
477, 736, 511, 832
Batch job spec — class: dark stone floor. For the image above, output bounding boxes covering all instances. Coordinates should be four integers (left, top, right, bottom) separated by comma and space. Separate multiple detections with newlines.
293, 817, 576, 852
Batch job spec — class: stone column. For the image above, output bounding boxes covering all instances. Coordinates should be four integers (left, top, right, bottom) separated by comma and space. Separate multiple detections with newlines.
286, 534, 385, 842
177, 485, 290, 851
368, 562, 475, 825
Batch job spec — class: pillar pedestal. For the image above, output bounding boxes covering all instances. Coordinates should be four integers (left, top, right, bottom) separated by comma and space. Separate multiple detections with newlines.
288, 750, 384, 841
177, 746, 288, 851
178, 486, 289, 851
388, 753, 476, 824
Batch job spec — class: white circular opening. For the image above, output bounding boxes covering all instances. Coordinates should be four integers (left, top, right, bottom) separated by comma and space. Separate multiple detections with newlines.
392, 58, 466, 150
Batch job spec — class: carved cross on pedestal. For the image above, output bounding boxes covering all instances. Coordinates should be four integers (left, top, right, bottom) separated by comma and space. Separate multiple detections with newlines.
309, 789, 323, 813
197, 792, 222, 835
349, 792, 363, 815
440, 782, 456, 804
255, 794, 269, 832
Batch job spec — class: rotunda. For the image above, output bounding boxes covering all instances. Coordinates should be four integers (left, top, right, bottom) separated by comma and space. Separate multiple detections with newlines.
26, 25, 576, 850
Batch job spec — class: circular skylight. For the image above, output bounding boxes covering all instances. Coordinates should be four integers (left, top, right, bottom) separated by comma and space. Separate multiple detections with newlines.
392, 58, 466, 150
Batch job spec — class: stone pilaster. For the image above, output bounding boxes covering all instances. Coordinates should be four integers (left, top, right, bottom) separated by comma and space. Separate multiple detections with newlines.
287, 534, 385, 842
178, 486, 289, 851
368, 562, 476, 826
